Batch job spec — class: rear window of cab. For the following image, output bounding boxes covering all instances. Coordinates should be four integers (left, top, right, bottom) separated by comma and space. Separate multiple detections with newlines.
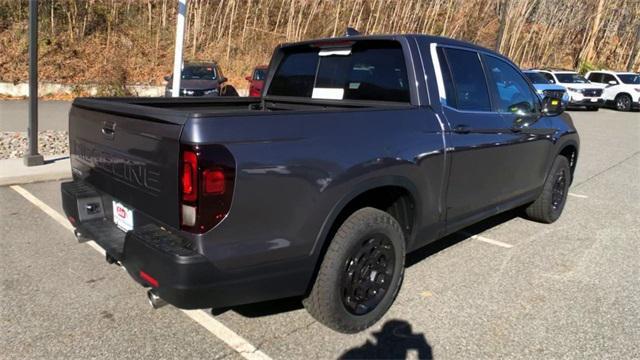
267, 40, 410, 103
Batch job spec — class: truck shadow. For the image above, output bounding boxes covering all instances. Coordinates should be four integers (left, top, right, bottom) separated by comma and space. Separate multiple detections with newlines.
340, 319, 432, 360
406, 208, 520, 267
216, 208, 521, 317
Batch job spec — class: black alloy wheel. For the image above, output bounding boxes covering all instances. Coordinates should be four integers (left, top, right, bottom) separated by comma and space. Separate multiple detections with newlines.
341, 235, 396, 315
551, 168, 567, 211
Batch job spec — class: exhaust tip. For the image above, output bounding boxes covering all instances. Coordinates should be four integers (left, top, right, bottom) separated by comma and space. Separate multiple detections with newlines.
147, 289, 167, 309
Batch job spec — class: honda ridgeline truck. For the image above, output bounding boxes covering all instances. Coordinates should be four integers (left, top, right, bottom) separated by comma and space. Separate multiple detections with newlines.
62, 34, 579, 333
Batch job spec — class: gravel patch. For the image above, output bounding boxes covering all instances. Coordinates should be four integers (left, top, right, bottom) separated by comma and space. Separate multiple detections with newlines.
0, 131, 68, 159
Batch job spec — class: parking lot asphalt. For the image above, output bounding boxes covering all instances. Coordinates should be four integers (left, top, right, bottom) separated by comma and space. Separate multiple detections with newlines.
0, 100, 71, 131
1, 109, 639, 359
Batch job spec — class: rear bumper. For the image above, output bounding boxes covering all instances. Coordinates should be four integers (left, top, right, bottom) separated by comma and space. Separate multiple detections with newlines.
62, 181, 220, 309
568, 98, 604, 107
61, 180, 309, 309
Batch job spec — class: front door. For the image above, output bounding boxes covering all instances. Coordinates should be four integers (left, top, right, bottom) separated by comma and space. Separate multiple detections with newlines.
481, 54, 556, 199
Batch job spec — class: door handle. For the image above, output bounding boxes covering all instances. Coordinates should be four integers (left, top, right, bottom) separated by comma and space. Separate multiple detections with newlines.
454, 125, 471, 134
511, 126, 523, 133
101, 121, 116, 139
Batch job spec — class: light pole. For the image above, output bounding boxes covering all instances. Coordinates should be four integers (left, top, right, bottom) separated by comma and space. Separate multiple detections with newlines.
171, 0, 187, 98
24, 0, 44, 166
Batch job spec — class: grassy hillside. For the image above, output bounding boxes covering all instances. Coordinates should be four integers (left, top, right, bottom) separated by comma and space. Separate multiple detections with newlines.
1, 0, 639, 94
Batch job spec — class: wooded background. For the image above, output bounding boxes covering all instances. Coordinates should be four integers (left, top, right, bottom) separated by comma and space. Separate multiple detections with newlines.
1, 0, 639, 93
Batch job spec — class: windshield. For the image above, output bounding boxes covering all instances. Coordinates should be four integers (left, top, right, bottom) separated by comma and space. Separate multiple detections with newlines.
618, 74, 640, 84
555, 73, 588, 84
253, 69, 267, 80
181, 65, 217, 80
524, 72, 551, 84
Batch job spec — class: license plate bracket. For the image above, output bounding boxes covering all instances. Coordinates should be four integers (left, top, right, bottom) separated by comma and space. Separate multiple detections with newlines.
112, 200, 134, 232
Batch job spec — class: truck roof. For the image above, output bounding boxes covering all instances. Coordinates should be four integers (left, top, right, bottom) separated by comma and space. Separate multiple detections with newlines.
278, 33, 504, 60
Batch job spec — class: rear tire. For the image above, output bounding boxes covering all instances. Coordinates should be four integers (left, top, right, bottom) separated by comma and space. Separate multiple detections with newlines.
615, 94, 632, 112
303, 207, 405, 334
525, 156, 571, 223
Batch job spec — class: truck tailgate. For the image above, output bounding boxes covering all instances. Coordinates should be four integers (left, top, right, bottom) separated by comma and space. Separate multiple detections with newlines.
69, 103, 182, 228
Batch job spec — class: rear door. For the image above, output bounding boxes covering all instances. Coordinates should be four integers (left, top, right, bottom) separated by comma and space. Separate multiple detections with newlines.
69, 102, 183, 228
432, 46, 517, 227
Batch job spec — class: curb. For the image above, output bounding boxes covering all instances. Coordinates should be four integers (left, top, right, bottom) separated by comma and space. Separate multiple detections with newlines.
0, 156, 71, 186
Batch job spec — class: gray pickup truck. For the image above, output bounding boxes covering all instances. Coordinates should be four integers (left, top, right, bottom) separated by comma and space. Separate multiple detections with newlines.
62, 34, 579, 333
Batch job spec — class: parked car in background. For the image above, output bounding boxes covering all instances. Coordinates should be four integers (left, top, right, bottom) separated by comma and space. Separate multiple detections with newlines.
585, 70, 640, 111
164, 61, 237, 97
534, 69, 604, 110
522, 70, 569, 107
246, 65, 268, 97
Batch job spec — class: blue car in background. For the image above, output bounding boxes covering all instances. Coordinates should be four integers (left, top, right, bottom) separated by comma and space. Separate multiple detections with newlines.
523, 70, 569, 107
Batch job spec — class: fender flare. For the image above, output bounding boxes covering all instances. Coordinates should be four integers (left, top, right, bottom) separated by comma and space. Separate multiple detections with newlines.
310, 175, 422, 257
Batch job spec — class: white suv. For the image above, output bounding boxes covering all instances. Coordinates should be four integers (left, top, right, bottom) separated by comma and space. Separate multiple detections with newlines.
534, 70, 605, 110
585, 70, 640, 111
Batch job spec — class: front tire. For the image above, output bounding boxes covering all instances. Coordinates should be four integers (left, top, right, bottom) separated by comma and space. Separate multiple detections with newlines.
303, 207, 405, 333
220, 84, 239, 96
525, 156, 571, 223
615, 94, 632, 111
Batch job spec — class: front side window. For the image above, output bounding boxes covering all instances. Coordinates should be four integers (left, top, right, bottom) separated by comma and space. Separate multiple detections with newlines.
602, 74, 617, 84
440, 48, 492, 111
484, 55, 538, 114
587, 72, 603, 83
555, 73, 588, 84
524, 72, 551, 84
540, 72, 556, 83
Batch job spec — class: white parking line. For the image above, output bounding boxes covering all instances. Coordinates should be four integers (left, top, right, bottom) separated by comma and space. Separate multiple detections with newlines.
568, 192, 588, 199
460, 231, 514, 248
10, 185, 272, 360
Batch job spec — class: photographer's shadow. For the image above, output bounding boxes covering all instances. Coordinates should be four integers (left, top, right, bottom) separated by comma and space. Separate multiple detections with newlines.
340, 319, 432, 359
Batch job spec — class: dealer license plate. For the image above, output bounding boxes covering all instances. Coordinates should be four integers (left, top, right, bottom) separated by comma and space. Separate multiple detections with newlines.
112, 200, 134, 232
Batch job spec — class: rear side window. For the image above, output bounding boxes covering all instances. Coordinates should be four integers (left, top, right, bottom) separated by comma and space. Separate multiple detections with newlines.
267, 41, 410, 103
436, 47, 457, 108
440, 48, 492, 111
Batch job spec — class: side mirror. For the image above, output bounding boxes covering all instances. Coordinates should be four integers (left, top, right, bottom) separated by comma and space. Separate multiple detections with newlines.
219, 76, 228, 83
541, 96, 564, 116
608, 80, 618, 86
163, 75, 171, 82
245, 76, 252, 81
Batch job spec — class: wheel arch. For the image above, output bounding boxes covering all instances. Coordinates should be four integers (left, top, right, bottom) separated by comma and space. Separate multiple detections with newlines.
557, 139, 579, 181
615, 91, 633, 100
305, 176, 421, 293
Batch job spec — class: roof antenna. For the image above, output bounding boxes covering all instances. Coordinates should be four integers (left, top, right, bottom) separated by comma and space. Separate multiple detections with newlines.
345, 27, 360, 36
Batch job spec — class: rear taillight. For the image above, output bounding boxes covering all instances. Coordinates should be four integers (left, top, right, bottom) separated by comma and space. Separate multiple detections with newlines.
182, 150, 198, 202
202, 169, 226, 195
180, 145, 235, 233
